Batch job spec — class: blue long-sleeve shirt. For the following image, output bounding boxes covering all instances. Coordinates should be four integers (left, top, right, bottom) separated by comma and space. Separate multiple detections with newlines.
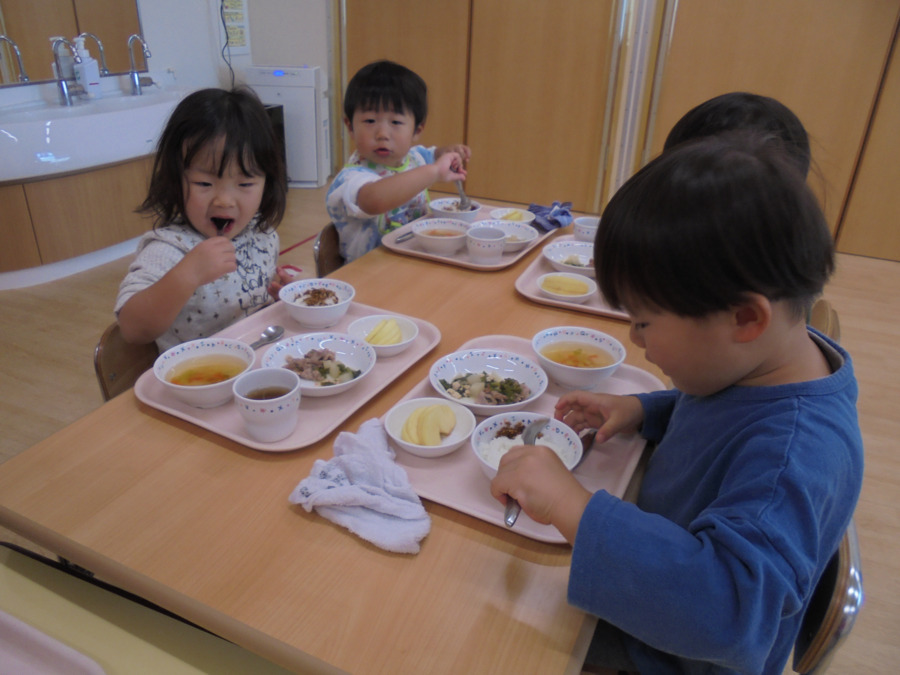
569, 330, 863, 674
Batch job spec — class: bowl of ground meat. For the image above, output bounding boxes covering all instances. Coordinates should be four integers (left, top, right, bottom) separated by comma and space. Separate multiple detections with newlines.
428, 348, 548, 416
279, 279, 355, 328
262, 332, 376, 398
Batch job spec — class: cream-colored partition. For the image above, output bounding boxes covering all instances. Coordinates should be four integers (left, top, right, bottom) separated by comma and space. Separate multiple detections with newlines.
466, 0, 615, 210
837, 30, 900, 261
645, 0, 900, 234
342, 0, 470, 158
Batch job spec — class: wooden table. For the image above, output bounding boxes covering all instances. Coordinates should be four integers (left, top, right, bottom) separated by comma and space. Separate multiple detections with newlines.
0, 240, 664, 674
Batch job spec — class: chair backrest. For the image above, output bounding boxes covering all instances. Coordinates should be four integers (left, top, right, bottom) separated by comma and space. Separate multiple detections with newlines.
809, 298, 840, 342
313, 222, 345, 277
793, 519, 863, 673
93, 322, 159, 401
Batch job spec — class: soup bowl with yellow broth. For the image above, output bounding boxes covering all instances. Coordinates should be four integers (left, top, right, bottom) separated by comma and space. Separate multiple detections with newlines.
532, 326, 625, 390
411, 218, 469, 255
154, 338, 255, 408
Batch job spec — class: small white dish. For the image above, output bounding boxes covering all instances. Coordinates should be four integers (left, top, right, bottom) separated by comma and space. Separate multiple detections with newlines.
348, 314, 418, 358
262, 332, 376, 398
384, 397, 476, 458
489, 207, 536, 226
477, 219, 539, 253
471, 411, 582, 480
428, 348, 548, 416
536, 272, 598, 304
279, 278, 355, 328
542, 240, 596, 278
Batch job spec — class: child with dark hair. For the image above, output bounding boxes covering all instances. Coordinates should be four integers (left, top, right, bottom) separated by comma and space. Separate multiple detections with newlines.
490, 132, 863, 674
116, 86, 288, 351
327, 60, 471, 262
664, 91, 811, 176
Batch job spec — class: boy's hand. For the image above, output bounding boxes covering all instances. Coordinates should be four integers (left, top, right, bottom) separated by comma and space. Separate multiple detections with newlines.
490, 444, 591, 543
435, 143, 472, 165
179, 236, 238, 287
434, 151, 468, 182
554, 392, 644, 444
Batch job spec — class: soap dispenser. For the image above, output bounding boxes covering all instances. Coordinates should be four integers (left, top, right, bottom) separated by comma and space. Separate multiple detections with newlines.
73, 36, 102, 99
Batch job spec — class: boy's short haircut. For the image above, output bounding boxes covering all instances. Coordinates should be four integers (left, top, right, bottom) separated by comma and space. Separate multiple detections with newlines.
664, 92, 811, 177
343, 60, 428, 128
595, 132, 834, 319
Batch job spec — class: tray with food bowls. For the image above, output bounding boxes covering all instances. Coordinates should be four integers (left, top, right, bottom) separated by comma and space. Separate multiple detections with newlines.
134, 290, 441, 452
383, 334, 666, 543
381, 204, 555, 271
514, 234, 630, 320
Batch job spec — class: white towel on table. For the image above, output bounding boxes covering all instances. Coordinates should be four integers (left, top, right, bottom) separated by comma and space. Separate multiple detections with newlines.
289, 418, 431, 554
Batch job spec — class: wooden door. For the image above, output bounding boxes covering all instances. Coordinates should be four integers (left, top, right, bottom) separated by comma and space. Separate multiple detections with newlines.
837, 29, 900, 260
466, 0, 615, 210
342, 0, 470, 161
645, 0, 900, 234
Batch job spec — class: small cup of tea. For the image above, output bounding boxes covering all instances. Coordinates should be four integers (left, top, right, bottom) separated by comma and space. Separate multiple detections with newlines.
232, 367, 301, 442
466, 226, 506, 265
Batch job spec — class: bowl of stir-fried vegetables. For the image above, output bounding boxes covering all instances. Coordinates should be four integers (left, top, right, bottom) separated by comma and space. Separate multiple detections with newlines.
428, 348, 548, 416
262, 332, 375, 398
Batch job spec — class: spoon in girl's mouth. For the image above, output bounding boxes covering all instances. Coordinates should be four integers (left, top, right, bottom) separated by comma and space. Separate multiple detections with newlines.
212, 217, 231, 234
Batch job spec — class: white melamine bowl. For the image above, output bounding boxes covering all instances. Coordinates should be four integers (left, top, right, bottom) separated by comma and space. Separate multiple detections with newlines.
279, 279, 355, 328
347, 314, 419, 358
542, 240, 596, 278
532, 326, 626, 390
573, 216, 600, 242
536, 272, 598, 304
429, 196, 482, 222
154, 338, 254, 408
428, 348, 548, 416
471, 411, 582, 480
262, 332, 376, 398
411, 218, 469, 255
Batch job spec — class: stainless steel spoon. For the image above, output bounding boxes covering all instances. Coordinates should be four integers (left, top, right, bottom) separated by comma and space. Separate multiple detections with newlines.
455, 180, 472, 212
248, 325, 284, 350
504, 417, 550, 527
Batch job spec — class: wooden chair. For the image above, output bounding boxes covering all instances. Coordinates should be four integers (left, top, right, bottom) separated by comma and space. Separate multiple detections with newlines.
93, 322, 159, 401
793, 519, 864, 673
809, 298, 841, 342
313, 222, 345, 277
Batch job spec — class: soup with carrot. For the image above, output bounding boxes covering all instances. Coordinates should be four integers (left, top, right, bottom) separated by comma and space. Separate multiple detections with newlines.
166, 355, 248, 386
540, 342, 614, 368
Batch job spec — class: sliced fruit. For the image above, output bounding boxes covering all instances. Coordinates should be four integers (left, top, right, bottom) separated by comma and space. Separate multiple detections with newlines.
542, 275, 590, 296
401, 407, 425, 444
433, 404, 456, 435
417, 406, 443, 446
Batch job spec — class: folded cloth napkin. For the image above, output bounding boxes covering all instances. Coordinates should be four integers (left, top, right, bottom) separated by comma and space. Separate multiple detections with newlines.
528, 201, 574, 232
289, 418, 430, 554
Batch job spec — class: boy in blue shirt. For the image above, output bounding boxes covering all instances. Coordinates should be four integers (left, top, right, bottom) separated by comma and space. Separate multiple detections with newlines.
327, 60, 471, 262
490, 132, 863, 674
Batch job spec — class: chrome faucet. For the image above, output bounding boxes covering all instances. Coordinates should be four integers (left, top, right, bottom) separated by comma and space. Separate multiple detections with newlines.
0, 35, 29, 83
127, 34, 151, 95
51, 37, 82, 106
76, 32, 109, 75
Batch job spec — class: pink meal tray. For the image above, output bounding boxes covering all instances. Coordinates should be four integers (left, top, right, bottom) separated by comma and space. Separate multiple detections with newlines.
387, 335, 666, 544
134, 301, 441, 452
381, 214, 556, 271
515, 234, 630, 320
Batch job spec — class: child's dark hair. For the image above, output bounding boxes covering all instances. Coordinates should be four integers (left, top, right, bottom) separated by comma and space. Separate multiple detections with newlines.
141, 87, 287, 230
664, 92, 811, 177
343, 60, 427, 128
595, 132, 834, 319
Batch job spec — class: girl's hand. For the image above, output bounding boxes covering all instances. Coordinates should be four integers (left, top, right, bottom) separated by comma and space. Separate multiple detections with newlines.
267, 265, 298, 299
489, 444, 591, 543
434, 152, 467, 182
180, 237, 237, 286
554, 392, 644, 443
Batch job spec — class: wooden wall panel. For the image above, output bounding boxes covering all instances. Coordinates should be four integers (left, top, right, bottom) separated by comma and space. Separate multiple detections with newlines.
72, 0, 143, 75
1, 0, 78, 83
466, 0, 614, 210
0, 184, 41, 272
838, 33, 900, 260
25, 156, 152, 264
343, 0, 470, 157
646, 0, 900, 233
